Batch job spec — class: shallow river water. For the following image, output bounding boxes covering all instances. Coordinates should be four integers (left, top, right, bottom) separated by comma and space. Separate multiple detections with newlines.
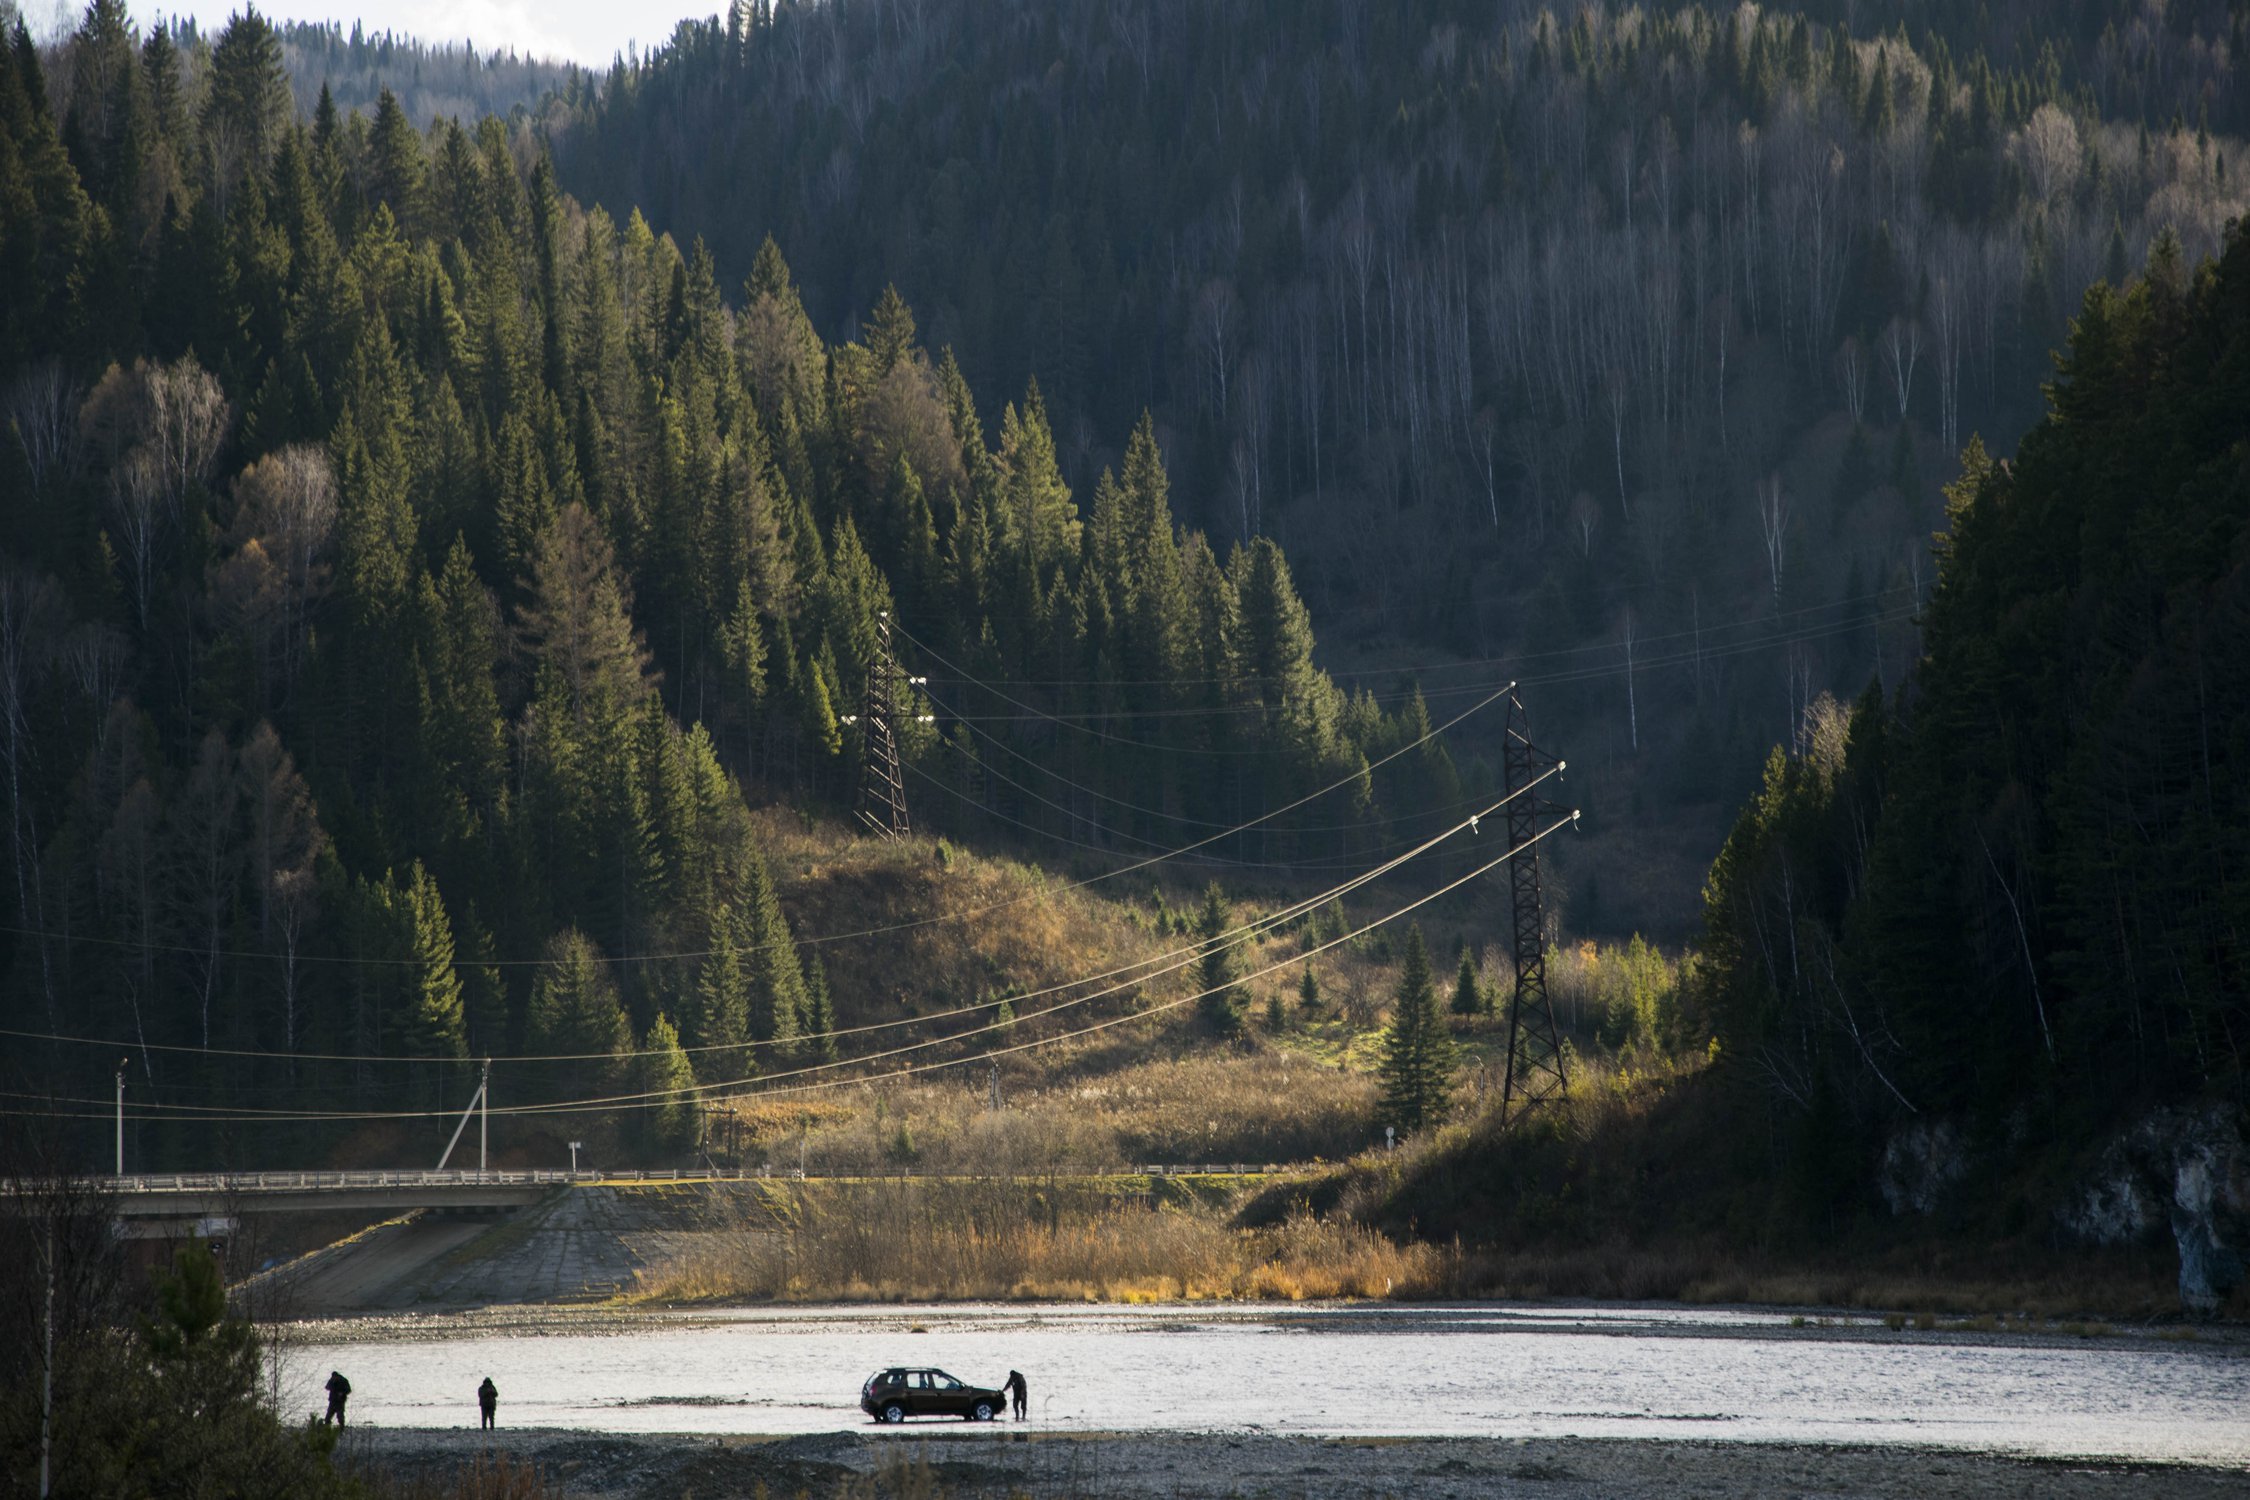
284, 1303, 2250, 1465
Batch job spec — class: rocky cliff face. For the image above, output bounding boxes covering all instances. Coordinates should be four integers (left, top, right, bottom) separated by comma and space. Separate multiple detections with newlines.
2056, 1105, 2249, 1319
1877, 1121, 1970, 1218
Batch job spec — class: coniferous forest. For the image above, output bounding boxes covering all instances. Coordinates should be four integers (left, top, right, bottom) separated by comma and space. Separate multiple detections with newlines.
551, 1, 2249, 931
0, 0, 1477, 1164
0, 0, 2243, 1275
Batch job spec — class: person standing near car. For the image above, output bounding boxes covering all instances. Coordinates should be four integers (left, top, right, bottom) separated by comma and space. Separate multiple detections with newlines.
1005, 1369, 1027, 1420
477, 1376, 498, 1430
323, 1369, 351, 1426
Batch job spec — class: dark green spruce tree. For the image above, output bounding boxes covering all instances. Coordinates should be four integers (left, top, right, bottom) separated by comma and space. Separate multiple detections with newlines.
1379, 925, 1456, 1132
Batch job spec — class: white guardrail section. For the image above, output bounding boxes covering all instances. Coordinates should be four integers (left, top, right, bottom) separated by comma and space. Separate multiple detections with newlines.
102, 1163, 1298, 1192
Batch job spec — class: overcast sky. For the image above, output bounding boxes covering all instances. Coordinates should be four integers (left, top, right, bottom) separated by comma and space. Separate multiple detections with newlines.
29, 0, 716, 67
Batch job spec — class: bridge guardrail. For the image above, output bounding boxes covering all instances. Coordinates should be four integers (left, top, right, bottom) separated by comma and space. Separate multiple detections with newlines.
95, 1160, 1303, 1194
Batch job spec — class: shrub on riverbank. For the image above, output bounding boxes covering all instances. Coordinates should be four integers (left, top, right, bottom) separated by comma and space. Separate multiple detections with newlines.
638, 1175, 1449, 1302
1321, 1051, 2188, 1319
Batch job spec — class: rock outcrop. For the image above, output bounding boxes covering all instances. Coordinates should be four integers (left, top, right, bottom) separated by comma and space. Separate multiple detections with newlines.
2058, 1105, 2249, 1318
1877, 1120, 1970, 1217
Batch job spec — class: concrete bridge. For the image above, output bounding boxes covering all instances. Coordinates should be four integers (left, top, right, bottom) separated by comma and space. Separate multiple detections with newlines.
99, 1167, 801, 1230
103, 1160, 1287, 1216
108, 1168, 577, 1219
51, 1161, 1297, 1240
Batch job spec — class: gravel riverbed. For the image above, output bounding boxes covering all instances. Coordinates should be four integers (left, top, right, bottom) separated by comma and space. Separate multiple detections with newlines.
341, 1426, 2249, 1498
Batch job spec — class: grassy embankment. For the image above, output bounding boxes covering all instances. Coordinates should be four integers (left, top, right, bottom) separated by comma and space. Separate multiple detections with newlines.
705, 808, 1453, 1171
642, 1173, 1445, 1302
653, 818, 2207, 1320
644, 811, 1509, 1302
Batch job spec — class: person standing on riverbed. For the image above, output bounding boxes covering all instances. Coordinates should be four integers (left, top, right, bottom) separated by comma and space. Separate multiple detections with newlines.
477, 1376, 498, 1430
1005, 1370, 1027, 1420
323, 1370, 351, 1426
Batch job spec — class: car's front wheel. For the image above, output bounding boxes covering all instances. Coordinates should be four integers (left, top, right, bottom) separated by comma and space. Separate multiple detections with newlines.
883, 1403, 905, 1424
972, 1400, 995, 1421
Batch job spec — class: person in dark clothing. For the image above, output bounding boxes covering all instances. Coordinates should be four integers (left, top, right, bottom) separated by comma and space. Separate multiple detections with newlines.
1004, 1370, 1027, 1420
323, 1370, 351, 1426
477, 1376, 498, 1430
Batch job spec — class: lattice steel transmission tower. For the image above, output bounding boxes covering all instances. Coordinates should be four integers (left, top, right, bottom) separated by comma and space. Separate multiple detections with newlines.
845, 610, 922, 839
1499, 689, 1570, 1128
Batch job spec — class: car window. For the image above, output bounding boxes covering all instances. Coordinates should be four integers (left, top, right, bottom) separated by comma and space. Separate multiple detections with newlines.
909, 1372, 930, 1388
935, 1374, 962, 1389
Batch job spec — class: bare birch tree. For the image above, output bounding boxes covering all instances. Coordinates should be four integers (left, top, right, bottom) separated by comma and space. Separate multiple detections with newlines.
1756, 473, 1792, 609
1881, 316, 1922, 420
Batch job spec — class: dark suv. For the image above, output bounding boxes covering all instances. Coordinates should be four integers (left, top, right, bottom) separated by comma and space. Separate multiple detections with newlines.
860, 1367, 1006, 1423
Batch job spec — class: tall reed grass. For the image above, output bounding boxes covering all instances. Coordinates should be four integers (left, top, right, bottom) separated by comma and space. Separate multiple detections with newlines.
640, 1175, 1450, 1303
750, 1053, 1381, 1175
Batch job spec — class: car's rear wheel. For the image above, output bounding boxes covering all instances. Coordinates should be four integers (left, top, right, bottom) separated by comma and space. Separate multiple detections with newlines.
972, 1400, 994, 1421
883, 1403, 905, 1424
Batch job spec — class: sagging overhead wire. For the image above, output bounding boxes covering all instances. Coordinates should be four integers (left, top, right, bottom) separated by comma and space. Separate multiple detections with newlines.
0, 673, 1521, 979
0, 764, 1560, 1075
900, 602, 1912, 736
926, 678, 1443, 839
906, 755, 1520, 877
21, 776, 1565, 1122
10, 809, 1581, 1125
914, 584, 1920, 690
738, 809, 1582, 1106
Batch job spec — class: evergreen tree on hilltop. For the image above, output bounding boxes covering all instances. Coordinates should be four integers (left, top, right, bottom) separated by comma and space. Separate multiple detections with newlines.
201, 7, 291, 201
527, 928, 633, 1110
1450, 948, 1482, 1018
797, 948, 838, 1063
686, 912, 751, 1080
737, 843, 805, 1049
400, 862, 467, 1060
1195, 881, 1248, 1036
1380, 925, 1457, 1133
634, 1012, 701, 1155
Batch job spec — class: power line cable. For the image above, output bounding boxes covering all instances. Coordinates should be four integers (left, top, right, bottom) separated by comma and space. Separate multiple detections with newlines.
904, 602, 1912, 734
911, 584, 1916, 690
8, 808, 1578, 1126
22, 780, 1557, 1121
0, 764, 1559, 1074
0, 673, 1520, 973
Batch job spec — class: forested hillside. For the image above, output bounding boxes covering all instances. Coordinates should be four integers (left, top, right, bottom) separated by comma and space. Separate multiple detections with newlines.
1379, 222, 2249, 1269
2, 0, 2243, 1220
551, 0, 2249, 932
0, 2, 1481, 1165
1693, 221, 2249, 1203
271, 18, 572, 122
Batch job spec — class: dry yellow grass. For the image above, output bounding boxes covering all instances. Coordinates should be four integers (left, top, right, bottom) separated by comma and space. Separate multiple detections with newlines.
753, 811, 1179, 1050
763, 1053, 1381, 1175
747, 809, 1449, 1088
637, 1175, 1450, 1304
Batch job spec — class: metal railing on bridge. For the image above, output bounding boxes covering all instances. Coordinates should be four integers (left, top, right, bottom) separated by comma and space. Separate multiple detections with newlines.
107, 1169, 586, 1193
102, 1162, 1303, 1193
